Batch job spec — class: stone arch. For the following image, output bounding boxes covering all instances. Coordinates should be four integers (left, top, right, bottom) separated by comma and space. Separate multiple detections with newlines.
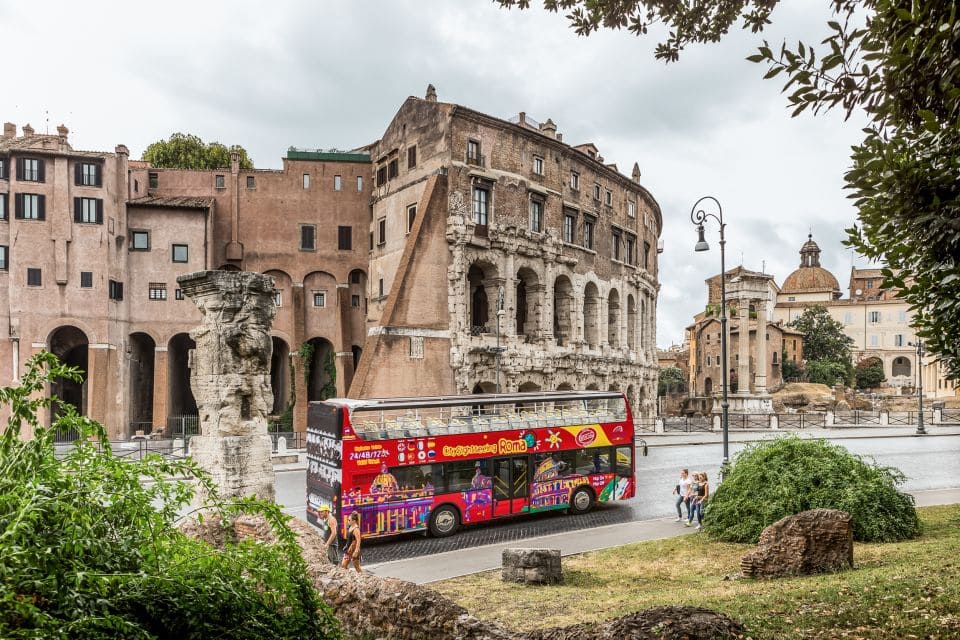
892, 356, 911, 378
167, 333, 197, 421
585, 382, 600, 391
557, 382, 574, 391
270, 337, 290, 416
348, 269, 367, 312
609, 383, 620, 391
48, 326, 89, 433
352, 345, 363, 372
468, 261, 499, 334
515, 266, 540, 338
472, 381, 497, 394
627, 294, 637, 350
518, 381, 541, 392
306, 337, 336, 402
583, 281, 601, 348
704, 377, 713, 396
607, 288, 621, 348
553, 274, 574, 346
128, 332, 156, 436
264, 269, 292, 301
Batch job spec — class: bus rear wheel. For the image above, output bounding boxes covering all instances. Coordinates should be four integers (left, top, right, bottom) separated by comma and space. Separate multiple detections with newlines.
569, 486, 595, 515
429, 505, 460, 537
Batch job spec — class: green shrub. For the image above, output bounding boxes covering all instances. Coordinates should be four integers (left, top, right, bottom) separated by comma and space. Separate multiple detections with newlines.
704, 435, 920, 543
0, 352, 340, 640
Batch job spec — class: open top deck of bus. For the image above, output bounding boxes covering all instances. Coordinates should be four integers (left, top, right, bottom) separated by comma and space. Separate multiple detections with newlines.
320, 390, 629, 442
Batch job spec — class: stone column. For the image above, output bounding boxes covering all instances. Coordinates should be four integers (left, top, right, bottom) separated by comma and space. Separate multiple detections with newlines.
755, 297, 769, 394
178, 270, 277, 503
503, 255, 516, 337
737, 298, 751, 393
542, 263, 555, 341
152, 347, 169, 435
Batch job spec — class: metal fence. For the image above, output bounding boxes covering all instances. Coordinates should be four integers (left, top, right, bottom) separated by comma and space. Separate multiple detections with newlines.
777, 413, 826, 429
635, 419, 657, 434
663, 416, 713, 432
888, 411, 934, 425
833, 410, 881, 425
727, 414, 772, 429
54, 438, 190, 462
167, 415, 200, 438
268, 431, 306, 451
941, 408, 960, 424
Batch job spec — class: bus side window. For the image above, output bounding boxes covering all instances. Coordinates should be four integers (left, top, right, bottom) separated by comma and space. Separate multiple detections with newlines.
615, 446, 633, 476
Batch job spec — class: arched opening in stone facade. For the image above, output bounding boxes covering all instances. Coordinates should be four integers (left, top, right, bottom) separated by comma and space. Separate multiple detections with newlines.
607, 288, 621, 348
892, 356, 911, 378
585, 382, 599, 391
167, 333, 198, 430
704, 377, 713, 396
270, 337, 290, 416
583, 281, 600, 348
515, 267, 539, 338
609, 383, 620, 391
348, 269, 367, 315
48, 326, 89, 434
627, 294, 637, 350
306, 337, 336, 401
217, 264, 241, 272
518, 381, 541, 392
128, 332, 155, 436
352, 345, 363, 372
468, 263, 497, 334
553, 275, 574, 346
557, 382, 574, 391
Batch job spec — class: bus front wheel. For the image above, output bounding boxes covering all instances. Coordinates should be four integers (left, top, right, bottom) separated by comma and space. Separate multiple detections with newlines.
429, 505, 460, 537
569, 487, 595, 515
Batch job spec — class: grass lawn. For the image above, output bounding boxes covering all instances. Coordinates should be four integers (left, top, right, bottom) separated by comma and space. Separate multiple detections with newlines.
433, 505, 960, 639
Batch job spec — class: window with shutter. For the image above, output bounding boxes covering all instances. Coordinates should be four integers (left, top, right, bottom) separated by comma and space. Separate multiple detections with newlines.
300, 225, 316, 251
27, 268, 41, 287
0, 194, 7, 221
338, 226, 352, 250
0, 158, 7, 180
0, 246, 8, 270
75, 198, 102, 224
75, 162, 100, 186
80, 271, 93, 288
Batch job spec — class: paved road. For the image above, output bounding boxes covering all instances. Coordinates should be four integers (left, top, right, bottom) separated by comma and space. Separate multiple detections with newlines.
277, 431, 960, 564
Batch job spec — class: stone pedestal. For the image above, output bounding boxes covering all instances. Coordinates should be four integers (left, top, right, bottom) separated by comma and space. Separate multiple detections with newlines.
177, 270, 278, 504
502, 548, 562, 584
724, 393, 774, 414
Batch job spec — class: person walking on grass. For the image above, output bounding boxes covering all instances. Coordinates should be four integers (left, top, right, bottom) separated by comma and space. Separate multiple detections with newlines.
341, 511, 363, 572
673, 468, 692, 522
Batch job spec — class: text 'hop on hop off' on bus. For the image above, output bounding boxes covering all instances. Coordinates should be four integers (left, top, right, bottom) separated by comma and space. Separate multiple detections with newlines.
306, 390, 636, 538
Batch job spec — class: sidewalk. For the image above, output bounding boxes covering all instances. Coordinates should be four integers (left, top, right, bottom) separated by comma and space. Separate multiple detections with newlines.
365, 487, 960, 584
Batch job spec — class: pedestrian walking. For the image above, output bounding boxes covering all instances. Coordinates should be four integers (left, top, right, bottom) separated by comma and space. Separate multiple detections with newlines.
341, 511, 363, 572
684, 472, 701, 528
317, 504, 339, 564
686, 472, 709, 529
673, 468, 692, 521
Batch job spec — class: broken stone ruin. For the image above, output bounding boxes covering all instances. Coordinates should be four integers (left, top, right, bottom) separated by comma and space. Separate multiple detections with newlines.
177, 270, 277, 504
740, 508, 854, 579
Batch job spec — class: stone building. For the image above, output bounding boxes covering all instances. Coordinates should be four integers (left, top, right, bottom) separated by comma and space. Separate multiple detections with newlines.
351, 90, 661, 416
0, 87, 662, 439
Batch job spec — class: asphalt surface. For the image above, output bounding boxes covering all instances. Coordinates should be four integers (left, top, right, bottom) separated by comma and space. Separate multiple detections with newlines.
276, 426, 960, 565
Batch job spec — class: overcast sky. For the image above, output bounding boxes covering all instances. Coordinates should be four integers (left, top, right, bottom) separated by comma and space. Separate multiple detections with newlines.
1, 0, 872, 347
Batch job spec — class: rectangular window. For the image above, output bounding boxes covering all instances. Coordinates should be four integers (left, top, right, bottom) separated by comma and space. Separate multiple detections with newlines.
563, 209, 576, 244
148, 172, 158, 189
844, 312, 853, 324
109, 280, 123, 301
171, 244, 188, 263
605, 189, 613, 206
533, 155, 544, 175
149, 282, 167, 300
0, 158, 6, 180
866, 279, 874, 289
376, 165, 387, 186
130, 230, 150, 251
467, 140, 481, 164
334, 175, 342, 191
627, 201, 636, 218
378, 278, 384, 298
894, 334, 904, 347
583, 216, 595, 250
76, 162, 101, 187
897, 310, 907, 322
27, 268, 41, 287
406, 205, 417, 233
215, 174, 225, 189
175, 288, 184, 300
593, 183, 602, 201
302, 173, 310, 189
80, 271, 92, 288
870, 334, 879, 347
529, 197, 544, 233
369, 232, 374, 251
338, 225, 352, 250
300, 225, 316, 251
246, 175, 256, 189
274, 292, 282, 307
350, 270, 362, 284
472, 186, 489, 226
388, 159, 398, 179
869, 311, 881, 324
18, 158, 43, 182
626, 235, 636, 265
0, 193, 6, 220
570, 171, 579, 191
0, 246, 7, 271
377, 217, 386, 246
407, 146, 417, 169
612, 228, 622, 261
16, 194, 45, 220
351, 294, 361, 308
356, 175, 363, 192
313, 291, 326, 308
643, 241, 651, 269
74, 197, 103, 224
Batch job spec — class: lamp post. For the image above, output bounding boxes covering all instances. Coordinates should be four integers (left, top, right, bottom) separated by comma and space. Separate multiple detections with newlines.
908, 339, 927, 435
690, 196, 730, 470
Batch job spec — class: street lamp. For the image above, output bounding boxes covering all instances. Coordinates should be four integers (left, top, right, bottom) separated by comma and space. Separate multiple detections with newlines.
908, 339, 927, 435
690, 196, 730, 470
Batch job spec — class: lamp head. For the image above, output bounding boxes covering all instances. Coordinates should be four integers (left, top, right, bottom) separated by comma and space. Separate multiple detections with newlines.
694, 224, 710, 252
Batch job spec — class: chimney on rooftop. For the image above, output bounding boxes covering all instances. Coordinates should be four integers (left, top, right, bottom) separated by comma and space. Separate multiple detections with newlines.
22, 124, 34, 137
632, 162, 641, 182
518, 111, 526, 126
56, 124, 69, 143
425, 84, 437, 102
3, 123, 14, 139
539, 118, 557, 139
230, 150, 240, 175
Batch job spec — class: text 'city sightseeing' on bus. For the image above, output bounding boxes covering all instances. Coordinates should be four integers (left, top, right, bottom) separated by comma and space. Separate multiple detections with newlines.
306, 390, 635, 538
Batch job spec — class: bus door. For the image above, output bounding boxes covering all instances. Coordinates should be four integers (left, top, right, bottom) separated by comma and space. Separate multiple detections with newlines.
492, 455, 529, 517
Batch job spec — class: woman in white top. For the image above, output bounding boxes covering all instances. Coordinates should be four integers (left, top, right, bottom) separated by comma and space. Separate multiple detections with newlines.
673, 468, 692, 522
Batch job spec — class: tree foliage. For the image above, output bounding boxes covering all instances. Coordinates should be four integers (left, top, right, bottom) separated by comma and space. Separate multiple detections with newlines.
781, 351, 803, 382
496, 1, 960, 381
704, 436, 921, 543
658, 366, 686, 396
789, 305, 854, 386
143, 132, 254, 170
855, 357, 886, 389
0, 352, 339, 640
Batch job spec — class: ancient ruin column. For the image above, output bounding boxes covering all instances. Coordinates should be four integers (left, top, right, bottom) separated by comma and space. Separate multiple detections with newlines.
178, 270, 277, 503
737, 298, 751, 393
755, 297, 769, 394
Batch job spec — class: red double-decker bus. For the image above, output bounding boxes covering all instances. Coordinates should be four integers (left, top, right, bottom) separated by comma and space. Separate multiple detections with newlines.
306, 390, 635, 538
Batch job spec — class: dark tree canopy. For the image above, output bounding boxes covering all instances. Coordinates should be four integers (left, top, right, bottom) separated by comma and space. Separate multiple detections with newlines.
789, 305, 854, 386
143, 132, 254, 170
497, 1, 960, 381
658, 366, 686, 396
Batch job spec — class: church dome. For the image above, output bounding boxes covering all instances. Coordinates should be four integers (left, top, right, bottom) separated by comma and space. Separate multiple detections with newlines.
780, 234, 841, 296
